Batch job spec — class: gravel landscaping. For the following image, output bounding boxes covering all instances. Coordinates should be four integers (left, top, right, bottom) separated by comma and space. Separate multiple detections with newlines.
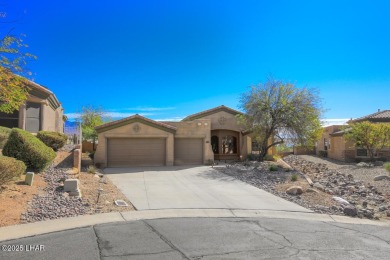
20, 147, 134, 224
216, 155, 390, 221
21, 165, 87, 223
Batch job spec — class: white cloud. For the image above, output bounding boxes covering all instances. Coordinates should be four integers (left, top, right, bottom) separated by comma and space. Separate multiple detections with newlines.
65, 113, 80, 120
154, 117, 184, 122
321, 118, 349, 127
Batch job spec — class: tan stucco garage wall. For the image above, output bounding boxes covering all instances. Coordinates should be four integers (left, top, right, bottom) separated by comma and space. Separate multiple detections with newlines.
95, 122, 174, 167
169, 119, 213, 164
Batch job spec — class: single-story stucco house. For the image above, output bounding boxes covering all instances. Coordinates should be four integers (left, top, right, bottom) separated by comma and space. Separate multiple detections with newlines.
94, 105, 262, 167
0, 79, 64, 133
316, 110, 390, 162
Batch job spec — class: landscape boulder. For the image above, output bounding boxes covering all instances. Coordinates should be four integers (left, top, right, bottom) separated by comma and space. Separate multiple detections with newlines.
374, 175, 389, 181
374, 161, 384, 166
306, 188, 319, 193
286, 186, 303, 195
332, 196, 349, 205
313, 182, 325, 192
356, 162, 373, 168
343, 205, 358, 217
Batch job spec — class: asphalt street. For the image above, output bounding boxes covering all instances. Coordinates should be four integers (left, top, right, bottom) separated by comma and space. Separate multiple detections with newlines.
1, 217, 390, 260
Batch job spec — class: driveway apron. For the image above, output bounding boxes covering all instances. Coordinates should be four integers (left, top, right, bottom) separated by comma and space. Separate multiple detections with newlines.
104, 166, 310, 212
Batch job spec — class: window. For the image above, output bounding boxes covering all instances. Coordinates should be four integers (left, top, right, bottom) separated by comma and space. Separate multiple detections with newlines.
211, 136, 219, 153
0, 110, 19, 128
252, 141, 260, 151
356, 148, 368, 157
324, 138, 329, 150
222, 136, 237, 154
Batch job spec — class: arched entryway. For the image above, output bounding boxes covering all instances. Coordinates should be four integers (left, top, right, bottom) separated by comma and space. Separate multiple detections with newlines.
211, 130, 240, 161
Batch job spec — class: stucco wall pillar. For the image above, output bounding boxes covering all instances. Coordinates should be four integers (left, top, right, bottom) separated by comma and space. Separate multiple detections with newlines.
166, 135, 174, 166
40, 102, 47, 131
18, 104, 26, 130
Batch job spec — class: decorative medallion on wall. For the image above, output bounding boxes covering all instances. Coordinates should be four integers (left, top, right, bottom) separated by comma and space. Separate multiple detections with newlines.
133, 124, 141, 133
218, 116, 226, 125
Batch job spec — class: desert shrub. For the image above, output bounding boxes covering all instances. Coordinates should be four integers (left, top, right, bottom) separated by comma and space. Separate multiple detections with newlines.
273, 154, 281, 161
37, 131, 67, 151
384, 162, 390, 173
247, 154, 261, 161
269, 164, 278, 171
264, 154, 275, 161
0, 156, 26, 185
291, 174, 298, 181
3, 128, 56, 172
0, 126, 11, 149
206, 159, 214, 166
87, 165, 97, 174
318, 150, 328, 157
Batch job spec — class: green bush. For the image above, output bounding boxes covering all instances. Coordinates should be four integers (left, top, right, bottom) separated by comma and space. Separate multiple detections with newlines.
0, 126, 11, 149
247, 154, 261, 161
37, 131, 67, 151
384, 162, 390, 173
318, 150, 328, 157
264, 154, 276, 161
291, 174, 298, 181
0, 156, 26, 185
269, 164, 278, 171
3, 128, 56, 172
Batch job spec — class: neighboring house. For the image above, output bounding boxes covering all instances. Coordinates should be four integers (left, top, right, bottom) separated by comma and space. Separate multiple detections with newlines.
316, 110, 390, 162
94, 105, 263, 167
0, 79, 64, 133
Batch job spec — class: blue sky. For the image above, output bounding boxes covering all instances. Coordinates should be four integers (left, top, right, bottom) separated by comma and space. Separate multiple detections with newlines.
2, 0, 390, 124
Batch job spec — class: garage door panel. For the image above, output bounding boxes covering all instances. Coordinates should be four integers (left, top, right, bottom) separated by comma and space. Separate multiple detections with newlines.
175, 138, 203, 165
108, 138, 165, 167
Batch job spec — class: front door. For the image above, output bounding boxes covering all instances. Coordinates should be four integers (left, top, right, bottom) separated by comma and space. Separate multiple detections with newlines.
211, 130, 239, 161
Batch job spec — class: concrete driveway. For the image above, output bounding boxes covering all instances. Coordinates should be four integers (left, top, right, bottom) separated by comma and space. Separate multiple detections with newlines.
104, 166, 311, 212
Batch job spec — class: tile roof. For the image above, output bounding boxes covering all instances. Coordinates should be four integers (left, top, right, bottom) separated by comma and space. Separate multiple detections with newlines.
349, 110, 390, 123
182, 105, 243, 121
330, 128, 351, 136
95, 114, 177, 133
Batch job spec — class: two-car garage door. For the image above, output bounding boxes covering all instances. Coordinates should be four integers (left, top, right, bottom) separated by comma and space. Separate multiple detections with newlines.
107, 137, 203, 167
107, 138, 166, 167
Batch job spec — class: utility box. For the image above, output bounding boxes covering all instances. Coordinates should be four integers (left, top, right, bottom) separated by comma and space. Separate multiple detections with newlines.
25, 172, 34, 186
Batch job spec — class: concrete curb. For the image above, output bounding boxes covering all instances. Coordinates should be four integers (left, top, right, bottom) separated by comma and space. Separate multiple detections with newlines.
1, 209, 389, 242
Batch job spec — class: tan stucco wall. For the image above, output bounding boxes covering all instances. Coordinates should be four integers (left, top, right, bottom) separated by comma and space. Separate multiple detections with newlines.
42, 103, 55, 131
196, 110, 244, 131
95, 122, 174, 167
327, 136, 345, 161
316, 125, 343, 154
171, 119, 213, 163
194, 111, 251, 159
95, 109, 253, 167
19, 95, 64, 133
